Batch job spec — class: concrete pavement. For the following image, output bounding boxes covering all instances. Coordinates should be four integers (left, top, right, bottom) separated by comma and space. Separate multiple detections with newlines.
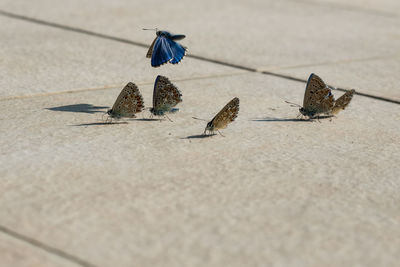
0, 1, 399, 267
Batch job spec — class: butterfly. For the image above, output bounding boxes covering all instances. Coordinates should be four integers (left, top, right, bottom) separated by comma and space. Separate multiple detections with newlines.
287, 73, 355, 119
107, 82, 144, 120
150, 75, 182, 118
145, 29, 187, 67
204, 97, 240, 136
331, 89, 355, 115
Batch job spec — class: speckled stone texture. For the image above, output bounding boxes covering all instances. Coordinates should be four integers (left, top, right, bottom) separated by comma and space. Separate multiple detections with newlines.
0, 1, 399, 267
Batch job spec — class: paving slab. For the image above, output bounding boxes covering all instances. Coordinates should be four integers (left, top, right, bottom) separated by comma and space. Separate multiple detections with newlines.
260, 55, 400, 101
0, 231, 76, 267
301, 0, 400, 17
1, 0, 399, 68
0, 16, 242, 99
1, 73, 399, 267
1, 0, 399, 102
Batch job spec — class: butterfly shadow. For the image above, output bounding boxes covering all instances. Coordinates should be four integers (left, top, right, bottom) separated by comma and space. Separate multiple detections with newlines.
182, 134, 217, 139
251, 115, 334, 122
251, 117, 309, 122
130, 118, 163, 122
46, 104, 108, 114
71, 122, 129, 127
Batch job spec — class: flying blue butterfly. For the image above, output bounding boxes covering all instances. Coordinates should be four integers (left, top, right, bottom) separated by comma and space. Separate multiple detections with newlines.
145, 29, 187, 67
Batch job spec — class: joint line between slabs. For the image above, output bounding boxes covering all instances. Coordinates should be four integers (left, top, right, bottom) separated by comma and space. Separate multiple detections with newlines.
0, 224, 98, 267
0, 9, 399, 105
0, 71, 247, 101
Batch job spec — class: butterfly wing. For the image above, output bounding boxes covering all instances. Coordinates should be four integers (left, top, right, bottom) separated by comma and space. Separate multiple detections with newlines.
170, 34, 185, 41
168, 39, 186, 64
331, 89, 355, 115
151, 36, 173, 67
210, 97, 240, 130
303, 73, 334, 115
146, 37, 157, 58
111, 82, 144, 117
152, 75, 182, 114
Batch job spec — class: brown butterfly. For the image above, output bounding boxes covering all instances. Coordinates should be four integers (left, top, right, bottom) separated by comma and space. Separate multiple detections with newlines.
107, 82, 144, 120
204, 97, 239, 136
287, 73, 355, 119
331, 89, 355, 115
150, 75, 182, 119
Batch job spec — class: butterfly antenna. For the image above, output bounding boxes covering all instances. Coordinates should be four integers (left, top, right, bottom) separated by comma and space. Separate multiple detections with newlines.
285, 101, 301, 108
192, 117, 208, 122
143, 28, 158, 31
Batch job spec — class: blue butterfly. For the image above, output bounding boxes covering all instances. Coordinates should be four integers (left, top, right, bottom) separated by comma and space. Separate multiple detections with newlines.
145, 29, 186, 67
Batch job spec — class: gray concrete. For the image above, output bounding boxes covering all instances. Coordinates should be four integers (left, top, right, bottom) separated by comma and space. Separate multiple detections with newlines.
1, 0, 399, 99
262, 55, 400, 101
0, 231, 75, 267
0, 15, 241, 99
0, 1, 399, 267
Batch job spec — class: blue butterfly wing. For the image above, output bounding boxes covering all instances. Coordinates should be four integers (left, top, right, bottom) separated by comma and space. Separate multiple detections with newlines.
168, 39, 186, 64
151, 37, 173, 67
170, 34, 185, 41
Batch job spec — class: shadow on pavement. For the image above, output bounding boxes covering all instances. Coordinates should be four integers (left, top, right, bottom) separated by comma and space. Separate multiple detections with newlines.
71, 122, 128, 126
183, 134, 217, 139
46, 104, 108, 113
130, 118, 162, 122
251, 117, 309, 122
251, 115, 333, 122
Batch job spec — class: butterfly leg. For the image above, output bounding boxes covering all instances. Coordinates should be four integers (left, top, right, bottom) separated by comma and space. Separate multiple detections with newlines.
165, 114, 173, 122
297, 113, 309, 121
305, 116, 314, 122
217, 130, 225, 137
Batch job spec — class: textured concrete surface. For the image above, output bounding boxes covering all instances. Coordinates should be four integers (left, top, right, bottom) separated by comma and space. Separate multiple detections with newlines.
0, 231, 75, 267
308, 0, 400, 16
0, 1, 399, 267
1, 0, 399, 100
0, 16, 241, 99
269, 55, 400, 101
